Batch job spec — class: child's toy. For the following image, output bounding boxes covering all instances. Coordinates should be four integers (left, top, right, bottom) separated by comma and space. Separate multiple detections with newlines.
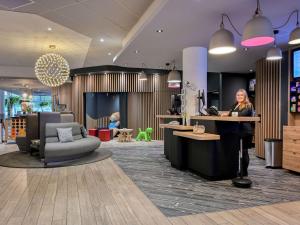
136, 128, 153, 141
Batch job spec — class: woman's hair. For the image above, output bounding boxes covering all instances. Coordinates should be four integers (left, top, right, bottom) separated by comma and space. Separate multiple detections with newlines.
236, 89, 252, 110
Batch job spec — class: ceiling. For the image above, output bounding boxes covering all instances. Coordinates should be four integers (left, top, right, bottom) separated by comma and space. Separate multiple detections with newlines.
0, 0, 153, 78
114, 0, 300, 72
0, 0, 299, 81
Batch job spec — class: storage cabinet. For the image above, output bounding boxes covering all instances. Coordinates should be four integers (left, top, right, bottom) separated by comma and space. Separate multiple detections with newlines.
283, 126, 300, 172
4, 116, 26, 143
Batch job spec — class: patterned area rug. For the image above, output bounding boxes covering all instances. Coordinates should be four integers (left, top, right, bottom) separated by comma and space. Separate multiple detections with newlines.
0, 148, 112, 168
102, 140, 300, 217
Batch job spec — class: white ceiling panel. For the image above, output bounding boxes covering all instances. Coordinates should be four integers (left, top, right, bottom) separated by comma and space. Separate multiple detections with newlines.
115, 0, 300, 72
0, 0, 153, 72
0, 9, 91, 73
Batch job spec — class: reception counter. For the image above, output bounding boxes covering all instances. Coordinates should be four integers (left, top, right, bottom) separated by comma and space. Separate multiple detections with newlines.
161, 124, 193, 163
160, 115, 260, 180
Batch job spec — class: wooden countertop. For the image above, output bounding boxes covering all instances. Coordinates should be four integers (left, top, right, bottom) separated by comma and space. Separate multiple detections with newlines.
159, 124, 193, 130
156, 115, 182, 119
173, 131, 220, 141
191, 115, 260, 122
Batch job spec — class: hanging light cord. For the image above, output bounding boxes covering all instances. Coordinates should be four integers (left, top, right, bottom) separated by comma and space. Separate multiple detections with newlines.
273, 10, 299, 29
255, 0, 261, 15
221, 13, 242, 36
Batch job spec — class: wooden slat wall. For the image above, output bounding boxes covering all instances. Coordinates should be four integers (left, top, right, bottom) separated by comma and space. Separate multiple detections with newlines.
255, 59, 282, 158
52, 83, 73, 111
86, 115, 110, 130
71, 73, 178, 140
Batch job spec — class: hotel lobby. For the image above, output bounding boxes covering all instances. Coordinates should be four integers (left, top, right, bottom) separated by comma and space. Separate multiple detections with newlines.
0, 0, 300, 224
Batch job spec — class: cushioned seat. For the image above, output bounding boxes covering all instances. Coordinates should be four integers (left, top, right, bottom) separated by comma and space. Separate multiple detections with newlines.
45, 136, 100, 160
44, 122, 101, 165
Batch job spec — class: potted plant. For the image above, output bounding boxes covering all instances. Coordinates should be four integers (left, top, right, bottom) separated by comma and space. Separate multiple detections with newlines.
4, 96, 21, 118
39, 101, 49, 112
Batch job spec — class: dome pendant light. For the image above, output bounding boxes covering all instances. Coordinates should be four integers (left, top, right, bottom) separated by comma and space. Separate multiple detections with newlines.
266, 30, 282, 61
138, 63, 148, 81
289, 27, 300, 45
138, 71, 147, 81
289, 11, 300, 45
241, 0, 274, 47
266, 46, 282, 61
209, 15, 236, 55
167, 61, 181, 83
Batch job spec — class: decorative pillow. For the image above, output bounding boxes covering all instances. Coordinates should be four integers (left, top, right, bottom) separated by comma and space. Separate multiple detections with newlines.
56, 128, 74, 143
81, 126, 87, 138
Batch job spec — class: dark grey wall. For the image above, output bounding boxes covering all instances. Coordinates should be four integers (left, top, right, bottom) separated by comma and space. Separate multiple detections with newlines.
207, 73, 222, 109
222, 74, 249, 110
281, 51, 289, 127
84, 92, 128, 128
86, 93, 120, 119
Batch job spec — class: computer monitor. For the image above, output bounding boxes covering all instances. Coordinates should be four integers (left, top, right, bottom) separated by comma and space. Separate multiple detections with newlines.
170, 94, 181, 114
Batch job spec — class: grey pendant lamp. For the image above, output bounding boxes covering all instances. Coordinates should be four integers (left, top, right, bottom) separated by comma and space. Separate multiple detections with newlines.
241, 0, 274, 47
209, 15, 236, 55
266, 46, 282, 61
289, 10, 300, 45
167, 61, 181, 83
138, 63, 147, 81
138, 71, 147, 81
266, 30, 282, 61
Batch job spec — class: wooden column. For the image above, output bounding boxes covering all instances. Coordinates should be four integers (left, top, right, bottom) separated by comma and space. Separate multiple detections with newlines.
255, 58, 282, 158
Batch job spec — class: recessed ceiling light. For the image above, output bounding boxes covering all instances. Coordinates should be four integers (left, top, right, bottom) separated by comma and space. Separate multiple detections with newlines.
100, 38, 104, 42
49, 45, 56, 49
156, 29, 163, 33
47, 27, 52, 31
249, 69, 254, 72
135, 50, 139, 54
108, 52, 112, 56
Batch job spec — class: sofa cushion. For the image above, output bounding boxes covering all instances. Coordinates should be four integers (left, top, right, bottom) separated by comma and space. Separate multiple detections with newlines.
57, 128, 74, 143
73, 134, 83, 141
46, 137, 59, 143
46, 122, 82, 138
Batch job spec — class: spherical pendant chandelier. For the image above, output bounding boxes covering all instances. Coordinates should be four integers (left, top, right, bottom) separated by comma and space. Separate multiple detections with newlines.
35, 53, 70, 87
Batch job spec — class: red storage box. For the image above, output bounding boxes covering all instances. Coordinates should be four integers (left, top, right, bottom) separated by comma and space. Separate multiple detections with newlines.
98, 129, 111, 142
88, 129, 98, 137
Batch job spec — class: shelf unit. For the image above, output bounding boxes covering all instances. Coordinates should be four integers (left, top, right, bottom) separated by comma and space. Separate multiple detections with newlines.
5, 116, 26, 143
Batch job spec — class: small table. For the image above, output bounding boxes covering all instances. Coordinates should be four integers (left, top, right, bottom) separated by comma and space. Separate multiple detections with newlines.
118, 129, 133, 142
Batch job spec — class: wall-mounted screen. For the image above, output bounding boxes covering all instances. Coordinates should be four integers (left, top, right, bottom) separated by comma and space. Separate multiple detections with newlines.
292, 48, 300, 79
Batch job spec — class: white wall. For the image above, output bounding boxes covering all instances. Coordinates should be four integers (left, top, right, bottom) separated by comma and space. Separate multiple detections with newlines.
182, 47, 207, 118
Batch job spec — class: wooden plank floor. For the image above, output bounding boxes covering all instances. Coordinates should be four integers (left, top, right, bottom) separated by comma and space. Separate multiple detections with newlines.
168, 201, 300, 225
0, 144, 300, 225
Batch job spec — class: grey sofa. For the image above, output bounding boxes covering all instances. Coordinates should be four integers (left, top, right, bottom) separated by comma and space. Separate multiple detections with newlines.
44, 122, 101, 166
16, 112, 75, 155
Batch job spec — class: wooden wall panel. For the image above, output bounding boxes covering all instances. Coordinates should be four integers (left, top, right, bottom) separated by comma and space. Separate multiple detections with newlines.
255, 59, 282, 158
71, 73, 178, 140
52, 83, 73, 111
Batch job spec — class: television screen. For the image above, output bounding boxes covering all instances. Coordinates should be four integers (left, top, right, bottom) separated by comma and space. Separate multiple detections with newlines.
293, 49, 300, 79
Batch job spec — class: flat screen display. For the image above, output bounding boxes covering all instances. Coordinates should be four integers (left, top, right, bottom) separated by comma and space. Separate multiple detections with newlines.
293, 49, 300, 79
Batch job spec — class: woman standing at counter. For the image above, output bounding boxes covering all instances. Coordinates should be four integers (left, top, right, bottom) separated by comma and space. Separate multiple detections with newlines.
222, 89, 254, 176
